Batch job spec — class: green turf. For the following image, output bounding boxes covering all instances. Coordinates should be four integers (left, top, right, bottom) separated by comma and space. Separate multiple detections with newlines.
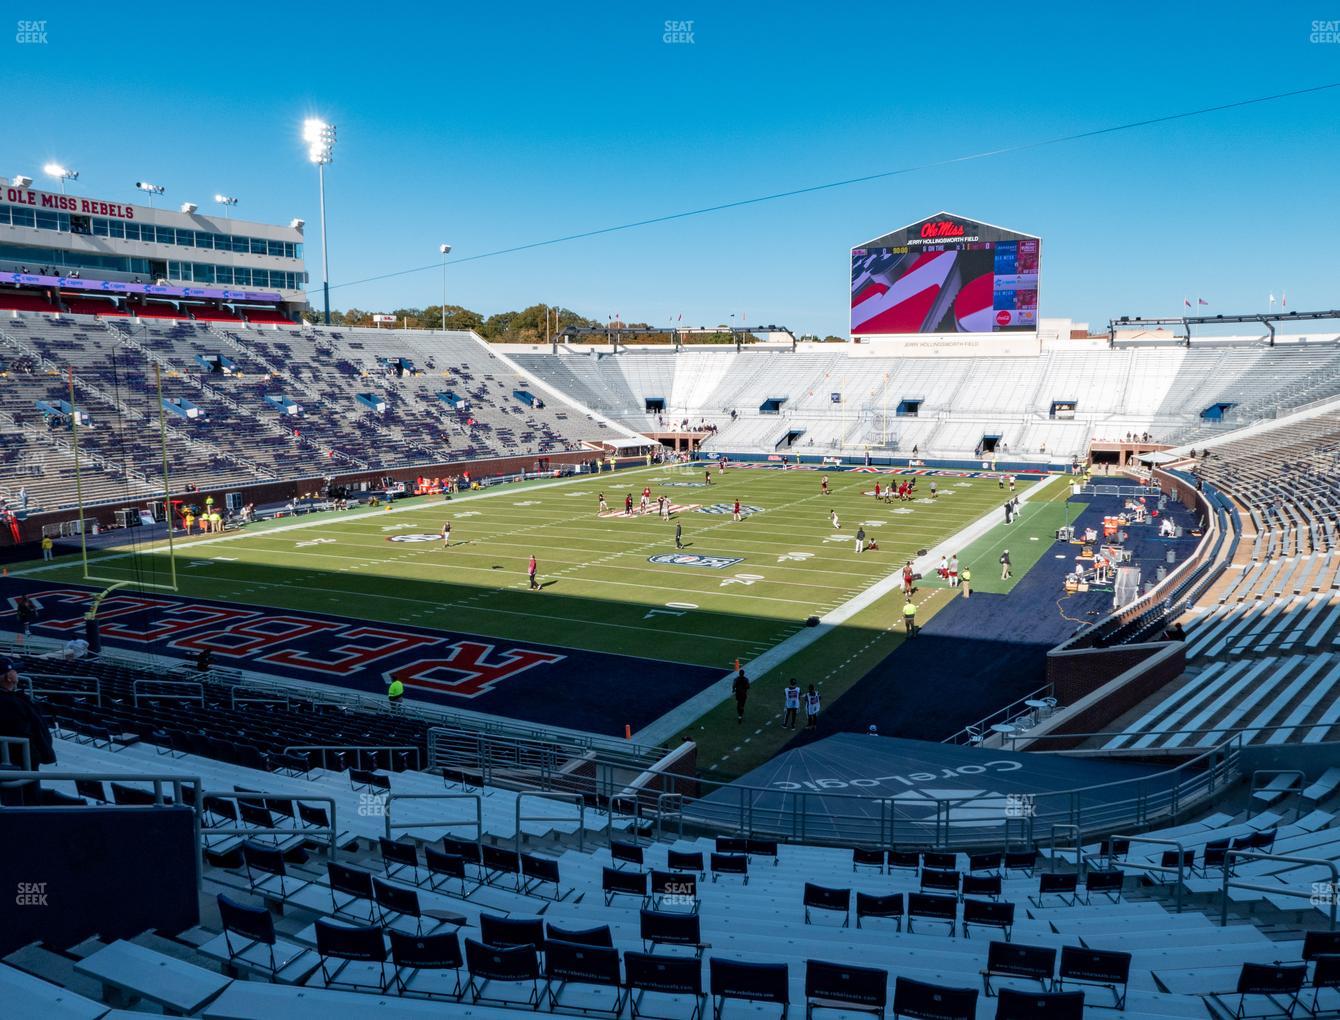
22, 465, 1039, 736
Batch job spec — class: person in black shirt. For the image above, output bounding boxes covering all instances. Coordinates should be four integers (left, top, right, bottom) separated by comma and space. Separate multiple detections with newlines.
732, 669, 750, 724
0, 660, 56, 804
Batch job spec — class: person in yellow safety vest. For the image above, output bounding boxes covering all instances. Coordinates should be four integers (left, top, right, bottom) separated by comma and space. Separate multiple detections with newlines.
210, 512, 222, 533
41, 535, 54, 561
901, 599, 918, 637
961, 566, 972, 599
184, 511, 195, 533
387, 679, 405, 706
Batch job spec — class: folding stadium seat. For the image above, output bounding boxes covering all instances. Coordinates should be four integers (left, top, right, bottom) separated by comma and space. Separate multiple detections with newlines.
745, 838, 780, 866
804, 959, 888, 1019
639, 909, 704, 956
1209, 962, 1307, 1020
625, 951, 704, 1020
906, 893, 958, 936
213, 893, 319, 983
378, 836, 421, 884
888, 849, 922, 875
1030, 872, 1079, 908
603, 866, 648, 906
441, 835, 485, 879
479, 913, 545, 953
855, 891, 904, 931
371, 876, 463, 936
920, 867, 961, 899
481, 844, 522, 889
667, 849, 705, 876
993, 987, 1084, 1019
1082, 869, 1125, 904
981, 941, 1056, 996
464, 938, 541, 1009
709, 852, 748, 884
892, 976, 977, 1020
1055, 946, 1131, 1009
544, 939, 626, 1016
520, 852, 567, 901
611, 839, 645, 870
962, 873, 1002, 900
852, 848, 886, 874
802, 883, 851, 927
388, 928, 465, 999
326, 861, 376, 921
313, 919, 390, 993
962, 899, 1015, 942
709, 959, 788, 1020
424, 847, 470, 897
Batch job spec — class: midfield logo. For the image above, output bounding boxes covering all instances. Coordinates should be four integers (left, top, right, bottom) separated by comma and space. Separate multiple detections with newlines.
386, 534, 442, 543
648, 553, 743, 570
695, 503, 763, 516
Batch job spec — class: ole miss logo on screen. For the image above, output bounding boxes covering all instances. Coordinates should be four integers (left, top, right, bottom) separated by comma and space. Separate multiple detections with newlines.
920, 220, 966, 239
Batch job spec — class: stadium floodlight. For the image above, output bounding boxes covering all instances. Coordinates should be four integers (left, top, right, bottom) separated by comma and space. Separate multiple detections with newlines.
302, 117, 337, 324
13, 175, 32, 188
43, 163, 78, 193
214, 194, 238, 222
439, 244, 452, 332
135, 181, 165, 207
180, 202, 197, 214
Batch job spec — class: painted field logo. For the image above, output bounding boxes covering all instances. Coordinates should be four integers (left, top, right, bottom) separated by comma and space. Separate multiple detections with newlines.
648, 553, 743, 570
661, 481, 707, 488
386, 534, 441, 543
696, 503, 763, 516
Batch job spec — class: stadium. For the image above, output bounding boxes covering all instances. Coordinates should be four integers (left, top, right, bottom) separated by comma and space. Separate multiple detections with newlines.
5, 17, 1340, 1019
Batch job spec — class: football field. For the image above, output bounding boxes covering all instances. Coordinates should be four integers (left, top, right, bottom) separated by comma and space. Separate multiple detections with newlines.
13, 464, 1039, 743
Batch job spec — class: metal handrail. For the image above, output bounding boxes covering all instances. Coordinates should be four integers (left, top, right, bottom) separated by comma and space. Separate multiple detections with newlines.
1249, 770, 1306, 819
1105, 833, 1186, 913
202, 790, 339, 863
516, 790, 589, 854
943, 683, 1054, 745
382, 793, 482, 845
132, 679, 204, 708
1222, 850, 1339, 930
0, 736, 32, 770
1010, 722, 1311, 750
1050, 824, 1081, 876
24, 673, 102, 706
655, 792, 684, 843
282, 745, 422, 772
608, 794, 640, 844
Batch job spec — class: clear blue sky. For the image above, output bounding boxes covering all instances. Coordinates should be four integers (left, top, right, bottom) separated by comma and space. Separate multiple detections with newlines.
8, 3, 1340, 334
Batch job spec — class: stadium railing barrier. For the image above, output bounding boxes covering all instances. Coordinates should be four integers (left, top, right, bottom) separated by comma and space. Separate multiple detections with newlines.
382, 792, 482, 846
1223, 851, 1338, 930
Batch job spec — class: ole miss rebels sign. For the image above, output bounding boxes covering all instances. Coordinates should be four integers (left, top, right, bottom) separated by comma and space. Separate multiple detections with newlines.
0, 579, 720, 735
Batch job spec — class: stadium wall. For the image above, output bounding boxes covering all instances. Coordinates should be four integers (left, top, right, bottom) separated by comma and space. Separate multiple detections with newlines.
1, 448, 638, 557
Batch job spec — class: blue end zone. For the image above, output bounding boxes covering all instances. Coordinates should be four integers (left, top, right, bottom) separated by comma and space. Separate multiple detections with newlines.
713, 733, 1180, 843
0, 577, 719, 737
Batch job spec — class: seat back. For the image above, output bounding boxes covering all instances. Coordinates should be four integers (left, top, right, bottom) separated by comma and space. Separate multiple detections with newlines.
968, 852, 1001, 873
217, 893, 275, 947
315, 919, 386, 963
892, 975, 978, 1020
855, 891, 904, 921
389, 929, 462, 970
1085, 870, 1124, 894
715, 836, 748, 854
545, 923, 613, 948
921, 867, 960, 894
907, 892, 957, 923
464, 938, 539, 981
1303, 930, 1340, 960
480, 912, 544, 949
746, 838, 778, 861
242, 840, 285, 878
962, 873, 1001, 898
441, 836, 482, 864
852, 847, 886, 869
74, 779, 106, 802
602, 866, 648, 897
1236, 962, 1306, 995
373, 876, 420, 919
1038, 872, 1078, 894
652, 869, 697, 900
805, 959, 887, 1010
986, 941, 1056, 982
640, 908, 700, 946
482, 844, 520, 875
711, 852, 748, 875
545, 939, 621, 987
667, 850, 704, 872
963, 898, 1014, 930
379, 837, 419, 869
1059, 946, 1131, 986
709, 958, 789, 1006
425, 847, 465, 880
327, 861, 373, 901
521, 853, 559, 885
611, 841, 644, 867
297, 802, 329, 828
803, 882, 851, 913
1004, 850, 1038, 873
1158, 850, 1193, 869
995, 987, 1085, 1019
923, 851, 956, 870
888, 849, 921, 871
625, 951, 701, 996
238, 800, 273, 829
